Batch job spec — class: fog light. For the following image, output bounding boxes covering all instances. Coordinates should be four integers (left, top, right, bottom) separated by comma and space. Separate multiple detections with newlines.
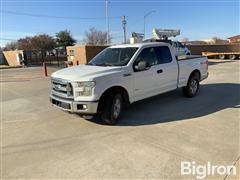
77, 104, 87, 110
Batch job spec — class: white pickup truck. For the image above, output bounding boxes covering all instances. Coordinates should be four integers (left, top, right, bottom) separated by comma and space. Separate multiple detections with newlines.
50, 42, 208, 125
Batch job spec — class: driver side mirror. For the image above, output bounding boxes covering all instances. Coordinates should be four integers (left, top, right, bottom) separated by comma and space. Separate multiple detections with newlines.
134, 60, 150, 71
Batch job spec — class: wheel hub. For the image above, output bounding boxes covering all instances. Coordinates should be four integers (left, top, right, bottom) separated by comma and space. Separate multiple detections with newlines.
190, 80, 198, 94
113, 99, 121, 118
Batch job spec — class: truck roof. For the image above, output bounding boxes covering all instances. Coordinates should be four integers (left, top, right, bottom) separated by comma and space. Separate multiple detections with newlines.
110, 42, 170, 49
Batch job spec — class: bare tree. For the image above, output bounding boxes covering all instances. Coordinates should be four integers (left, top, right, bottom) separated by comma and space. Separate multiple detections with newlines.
17, 37, 33, 51
30, 34, 56, 61
212, 36, 221, 40
181, 37, 189, 44
83, 27, 111, 45
31, 34, 56, 51
4, 34, 56, 52
3, 41, 18, 51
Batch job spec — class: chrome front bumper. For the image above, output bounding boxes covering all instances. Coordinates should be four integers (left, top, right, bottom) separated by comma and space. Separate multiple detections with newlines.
50, 95, 98, 114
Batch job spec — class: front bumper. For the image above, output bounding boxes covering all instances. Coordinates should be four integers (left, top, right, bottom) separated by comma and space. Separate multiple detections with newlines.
50, 95, 98, 114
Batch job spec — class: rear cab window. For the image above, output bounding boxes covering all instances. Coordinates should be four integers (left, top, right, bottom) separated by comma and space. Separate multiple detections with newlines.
154, 46, 173, 64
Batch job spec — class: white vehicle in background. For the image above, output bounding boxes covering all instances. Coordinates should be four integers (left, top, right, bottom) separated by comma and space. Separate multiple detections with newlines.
133, 28, 191, 56
151, 28, 191, 56
50, 42, 208, 125
171, 41, 191, 56
144, 39, 191, 56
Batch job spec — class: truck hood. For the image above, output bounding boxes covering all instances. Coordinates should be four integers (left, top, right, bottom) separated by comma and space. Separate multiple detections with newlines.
51, 65, 122, 81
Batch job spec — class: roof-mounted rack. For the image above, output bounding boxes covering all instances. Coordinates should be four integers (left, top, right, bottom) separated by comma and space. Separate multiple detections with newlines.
152, 29, 180, 40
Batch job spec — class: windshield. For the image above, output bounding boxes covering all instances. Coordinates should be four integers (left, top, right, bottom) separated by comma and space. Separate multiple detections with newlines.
88, 47, 138, 66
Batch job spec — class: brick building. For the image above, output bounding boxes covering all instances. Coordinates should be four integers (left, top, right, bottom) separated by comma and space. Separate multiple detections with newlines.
66, 45, 108, 66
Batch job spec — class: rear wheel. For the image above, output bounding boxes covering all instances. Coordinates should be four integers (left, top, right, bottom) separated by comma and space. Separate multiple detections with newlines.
101, 93, 122, 125
182, 75, 200, 98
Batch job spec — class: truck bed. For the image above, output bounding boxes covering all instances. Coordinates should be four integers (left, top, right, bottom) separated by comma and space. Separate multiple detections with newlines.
177, 55, 208, 88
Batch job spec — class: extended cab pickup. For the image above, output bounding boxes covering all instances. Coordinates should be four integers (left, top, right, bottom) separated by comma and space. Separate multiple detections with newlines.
50, 42, 208, 124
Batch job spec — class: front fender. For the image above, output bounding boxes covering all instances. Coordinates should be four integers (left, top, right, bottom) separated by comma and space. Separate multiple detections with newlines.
94, 74, 134, 103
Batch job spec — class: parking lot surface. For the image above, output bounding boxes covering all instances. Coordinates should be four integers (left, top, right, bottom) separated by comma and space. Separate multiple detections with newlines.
1, 60, 239, 179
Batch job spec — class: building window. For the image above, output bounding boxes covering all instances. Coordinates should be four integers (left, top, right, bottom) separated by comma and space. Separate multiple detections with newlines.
69, 50, 74, 56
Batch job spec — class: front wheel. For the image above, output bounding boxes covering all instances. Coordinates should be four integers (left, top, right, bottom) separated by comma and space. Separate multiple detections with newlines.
101, 93, 122, 125
182, 75, 200, 98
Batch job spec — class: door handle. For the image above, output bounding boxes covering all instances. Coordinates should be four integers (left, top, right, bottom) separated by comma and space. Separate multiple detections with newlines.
157, 69, 163, 74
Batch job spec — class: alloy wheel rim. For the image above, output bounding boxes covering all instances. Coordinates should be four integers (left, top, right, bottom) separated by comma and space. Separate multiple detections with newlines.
113, 98, 121, 119
190, 80, 198, 94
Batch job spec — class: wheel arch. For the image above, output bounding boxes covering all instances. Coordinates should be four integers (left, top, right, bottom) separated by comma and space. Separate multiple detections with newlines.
97, 86, 130, 112
189, 69, 201, 81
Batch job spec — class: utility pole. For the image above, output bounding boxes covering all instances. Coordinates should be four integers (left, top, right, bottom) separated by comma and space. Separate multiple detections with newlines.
105, 0, 110, 45
122, 16, 127, 44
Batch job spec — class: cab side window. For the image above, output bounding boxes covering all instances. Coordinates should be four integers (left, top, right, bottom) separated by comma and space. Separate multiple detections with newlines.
178, 42, 184, 48
134, 47, 158, 67
173, 42, 177, 48
154, 46, 172, 64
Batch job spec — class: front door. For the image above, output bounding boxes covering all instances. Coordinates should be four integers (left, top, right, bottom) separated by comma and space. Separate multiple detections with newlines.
132, 46, 178, 102
132, 47, 161, 101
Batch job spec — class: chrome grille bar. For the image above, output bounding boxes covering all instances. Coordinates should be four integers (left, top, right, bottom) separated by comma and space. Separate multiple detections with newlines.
51, 78, 73, 99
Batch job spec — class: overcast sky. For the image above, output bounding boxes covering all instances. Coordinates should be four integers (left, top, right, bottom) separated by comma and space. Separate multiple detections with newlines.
1, 0, 239, 46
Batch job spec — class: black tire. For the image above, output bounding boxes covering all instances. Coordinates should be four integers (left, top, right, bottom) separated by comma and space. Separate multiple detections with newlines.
229, 55, 236, 60
101, 93, 122, 125
218, 54, 225, 60
182, 75, 200, 98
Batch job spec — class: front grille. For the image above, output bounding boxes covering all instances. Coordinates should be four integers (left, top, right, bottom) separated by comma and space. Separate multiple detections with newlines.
51, 78, 73, 99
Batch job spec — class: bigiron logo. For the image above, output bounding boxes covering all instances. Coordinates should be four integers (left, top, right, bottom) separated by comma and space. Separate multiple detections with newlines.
181, 161, 237, 179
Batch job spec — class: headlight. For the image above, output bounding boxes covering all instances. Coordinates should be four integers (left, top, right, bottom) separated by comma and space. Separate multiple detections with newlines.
74, 81, 95, 96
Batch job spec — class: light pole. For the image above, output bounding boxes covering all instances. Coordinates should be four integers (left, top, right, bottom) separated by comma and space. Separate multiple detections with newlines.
105, 0, 110, 45
143, 10, 156, 40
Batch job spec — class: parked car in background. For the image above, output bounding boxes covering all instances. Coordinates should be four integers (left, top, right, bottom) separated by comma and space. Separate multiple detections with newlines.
172, 41, 191, 56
